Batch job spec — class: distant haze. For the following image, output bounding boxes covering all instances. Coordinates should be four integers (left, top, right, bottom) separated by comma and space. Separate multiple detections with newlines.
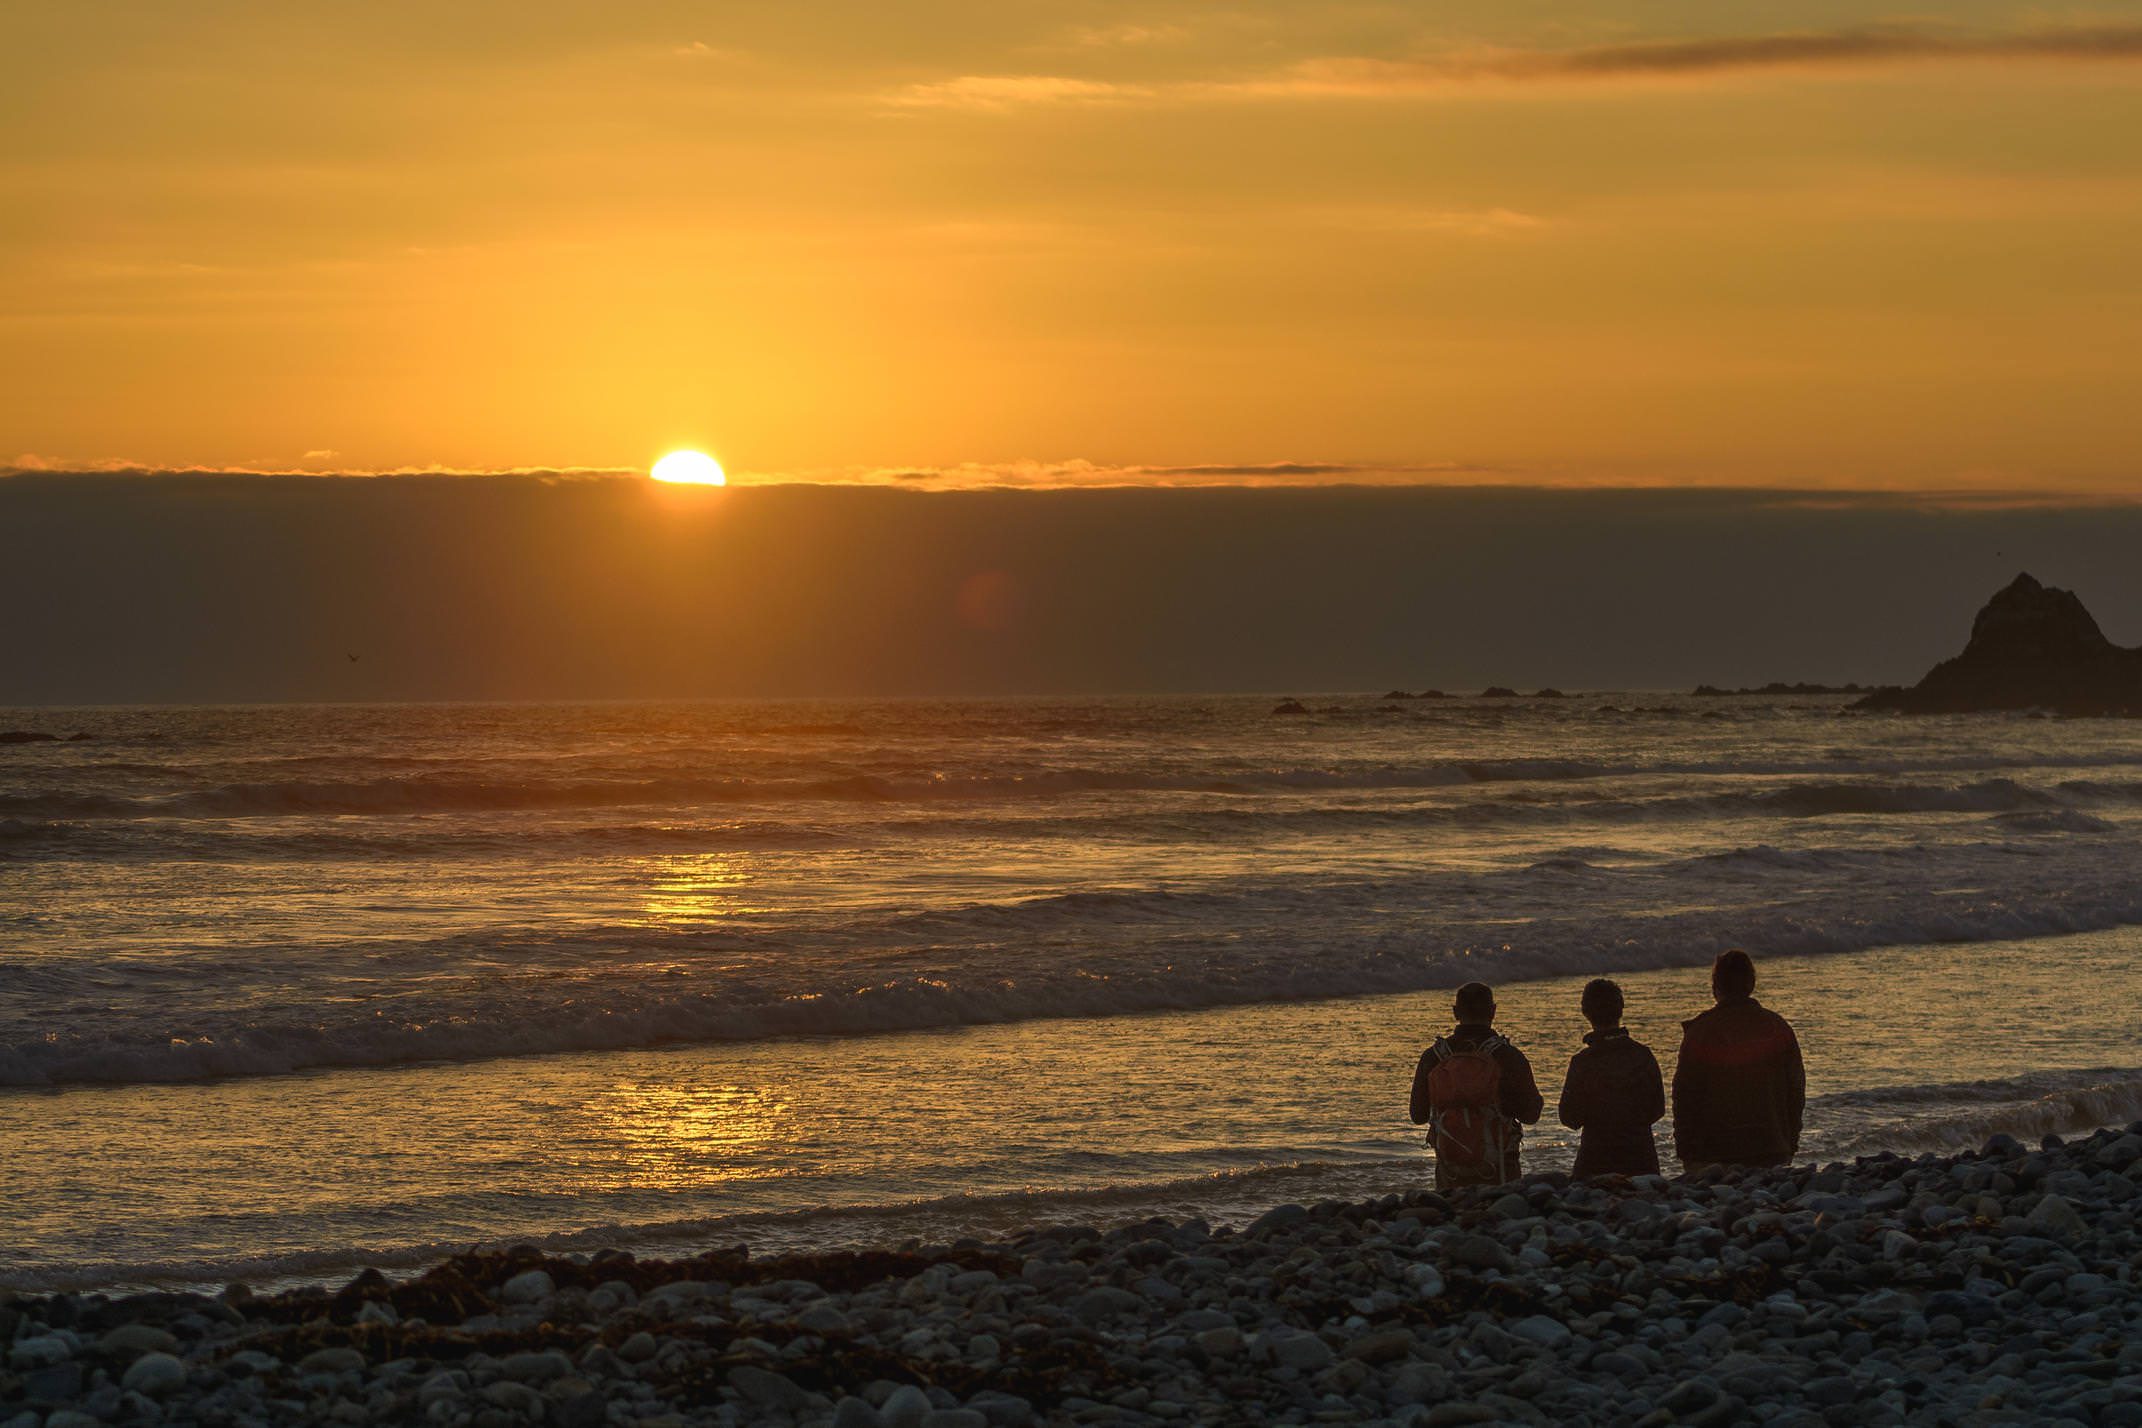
4, 475, 2141, 705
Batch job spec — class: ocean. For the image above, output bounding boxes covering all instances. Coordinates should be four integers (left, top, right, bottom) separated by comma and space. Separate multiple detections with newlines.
3, 693, 2140, 1293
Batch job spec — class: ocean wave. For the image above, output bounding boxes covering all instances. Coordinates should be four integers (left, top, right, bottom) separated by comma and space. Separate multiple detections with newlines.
0, 1151, 1420, 1295
14, 753, 2142, 824
1813, 1069, 2142, 1160
4, 774, 2136, 868
11, 847, 2142, 1088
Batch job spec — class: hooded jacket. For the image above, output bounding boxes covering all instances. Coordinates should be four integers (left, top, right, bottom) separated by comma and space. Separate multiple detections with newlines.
1558, 1028, 1665, 1178
1671, 995, 1805, 1168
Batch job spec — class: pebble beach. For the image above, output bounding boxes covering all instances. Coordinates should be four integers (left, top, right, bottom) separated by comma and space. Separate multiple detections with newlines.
7, 1124, 2140, 1428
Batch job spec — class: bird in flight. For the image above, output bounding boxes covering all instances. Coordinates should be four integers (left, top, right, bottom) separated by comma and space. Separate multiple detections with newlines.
346, 652, 361, 663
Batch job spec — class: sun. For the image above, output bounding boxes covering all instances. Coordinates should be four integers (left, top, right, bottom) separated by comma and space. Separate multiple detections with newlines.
650, 450, 726, 485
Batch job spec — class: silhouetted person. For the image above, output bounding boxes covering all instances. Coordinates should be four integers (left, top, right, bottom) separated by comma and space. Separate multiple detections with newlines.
1409, 982, 1543, 1190
1672, 949, 1805, 1173
1557, 978, 1665, 1178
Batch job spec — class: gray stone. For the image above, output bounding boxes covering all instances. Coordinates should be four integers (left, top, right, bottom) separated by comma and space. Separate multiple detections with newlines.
499, 1268, 555, 1304
1510, 1315, 1572, 1349
18, 1361, 85, 1404
120, 1351, 187, 1396
554, 1389, 608, 1428
1071, 1286, 1145, 1323
728, 1365, 811, 1411
1265, 1330, 1335, 1371
480, 1380, 545, 1415
299, 1347, 367, 1376
498, 1350, 573, 1383
835, 1398, 887, 1428
98, 1323, 180, 1360
617, 1331, 659, 1363
2027, 1194, 2088, 1239
967, 1392, 1035, 1428
1248, 1203, 1309, 1234
6, 1334, 71, 1370
1343, 1326, 1411, 1364
1445, 1234, 1515, 1272
1196, 1325, 1244, 1357
922, 1413, 988, 1428
882, 1384, 936, 1428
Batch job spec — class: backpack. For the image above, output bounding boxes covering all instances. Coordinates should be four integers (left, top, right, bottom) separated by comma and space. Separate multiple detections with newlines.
1426, 1034, 1512, 1182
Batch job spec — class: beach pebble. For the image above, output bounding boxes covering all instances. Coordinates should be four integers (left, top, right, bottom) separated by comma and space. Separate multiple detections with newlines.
98, 1323, 179, 1359
299, 1347, 368, 1376
1510, 1314, 1572, 1349
881, 1384, 935, 1428
1263, 1329, 1335, 1370
119, 1351, 187, 1396
1071, 1286, 1144, 1323
728, 1365, 811, 1411
499, 1268, 555, 1304
2026, 1193, 2088, 1239
6, 1334, 72, 1370
481, 1380, 544, 1415
834, 1398, 887, 1428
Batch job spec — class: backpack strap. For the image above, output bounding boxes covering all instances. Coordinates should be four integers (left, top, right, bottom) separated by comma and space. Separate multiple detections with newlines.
1476, 1033, 1508, 1056
1428, 1037, 1454, 1064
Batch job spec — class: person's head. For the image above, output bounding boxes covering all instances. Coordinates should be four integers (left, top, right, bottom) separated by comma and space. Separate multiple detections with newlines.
1580, 978, 1624, 1030
1712, 949, 1756, 1003
1453, 981, 1496, 1026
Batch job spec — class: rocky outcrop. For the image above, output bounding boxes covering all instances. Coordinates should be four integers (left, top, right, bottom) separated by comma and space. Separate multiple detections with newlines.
1, 730, 60, 744
1858, 573, 2142, 716
1692, 682, 1881, 697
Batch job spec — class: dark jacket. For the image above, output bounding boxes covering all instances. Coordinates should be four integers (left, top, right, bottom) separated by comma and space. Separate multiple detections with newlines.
1671, 995, 1805, 1169
1558, 1028, 1665, 1178
1410, 1023, 1544, 1183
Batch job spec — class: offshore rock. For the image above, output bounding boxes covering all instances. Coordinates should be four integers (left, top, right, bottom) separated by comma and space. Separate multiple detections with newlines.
1858, 573, 2142, 716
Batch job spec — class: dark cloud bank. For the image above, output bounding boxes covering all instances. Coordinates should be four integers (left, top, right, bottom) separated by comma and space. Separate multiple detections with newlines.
4, 475, 2140, 704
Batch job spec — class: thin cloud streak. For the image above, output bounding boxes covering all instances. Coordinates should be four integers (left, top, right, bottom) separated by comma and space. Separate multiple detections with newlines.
895, 25, 2142, 111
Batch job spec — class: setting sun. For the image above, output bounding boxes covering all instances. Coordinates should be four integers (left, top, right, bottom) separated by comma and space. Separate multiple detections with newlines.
650, 450, 726, 486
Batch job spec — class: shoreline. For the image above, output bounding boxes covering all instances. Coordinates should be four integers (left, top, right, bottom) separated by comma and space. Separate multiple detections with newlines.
6, 1126, 2139, 1426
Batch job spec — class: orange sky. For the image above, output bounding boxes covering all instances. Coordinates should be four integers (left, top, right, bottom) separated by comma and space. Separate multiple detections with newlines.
7, 3, 2142, 490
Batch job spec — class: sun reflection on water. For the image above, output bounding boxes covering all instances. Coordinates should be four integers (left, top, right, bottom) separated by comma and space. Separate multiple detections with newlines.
587, 1081, 794, 1188
627, 851, 766, 926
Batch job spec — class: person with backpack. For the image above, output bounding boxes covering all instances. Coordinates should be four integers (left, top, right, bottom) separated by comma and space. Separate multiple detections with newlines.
1408, 982, 1544, 1190
1557, 978, 1665, 1178
1671, 949, 1805, 1172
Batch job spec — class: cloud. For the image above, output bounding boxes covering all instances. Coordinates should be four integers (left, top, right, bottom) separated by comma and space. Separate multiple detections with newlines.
887, 74, 1148, 111
1060, 22, 1190, 49
901, 25, 2142, 112
2, 462, 635, 482
815, 459, 1506, 489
